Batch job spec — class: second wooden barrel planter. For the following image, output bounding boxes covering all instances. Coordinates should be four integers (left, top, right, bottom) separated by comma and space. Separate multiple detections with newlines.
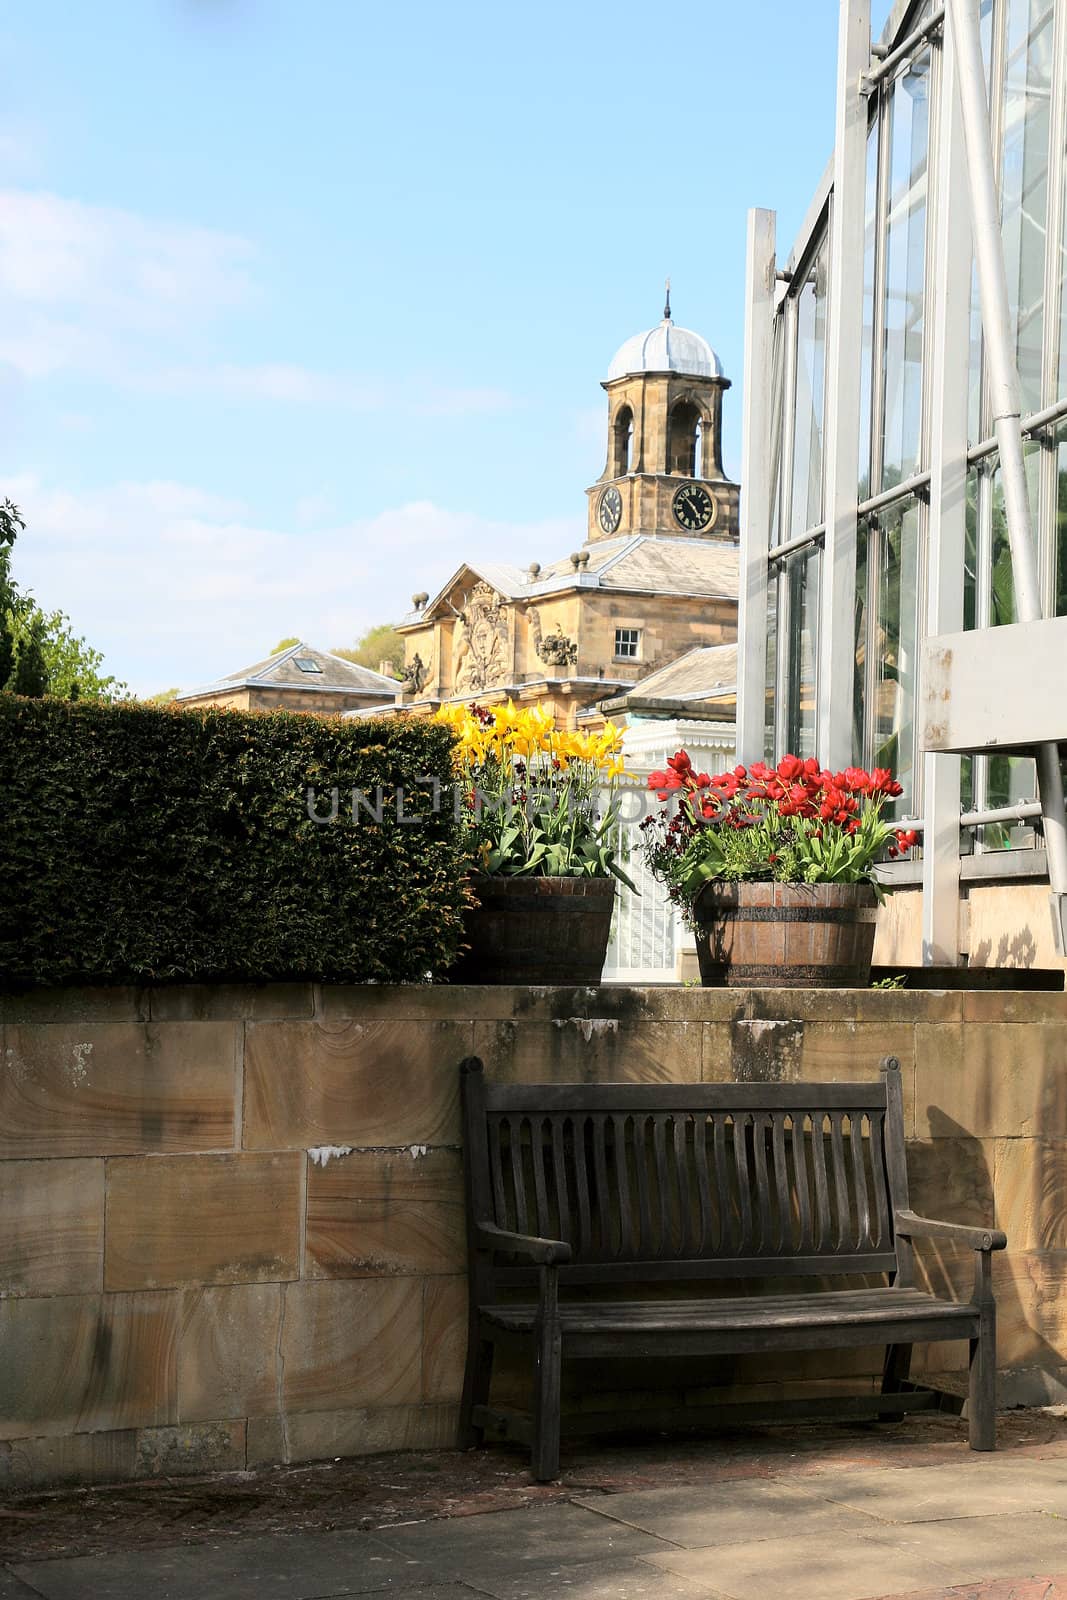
693, 880, 878, 988
449, 875, 617, 985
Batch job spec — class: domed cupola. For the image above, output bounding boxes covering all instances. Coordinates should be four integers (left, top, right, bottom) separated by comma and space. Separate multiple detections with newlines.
586, 284, 739, 547
607, 287, 723, 383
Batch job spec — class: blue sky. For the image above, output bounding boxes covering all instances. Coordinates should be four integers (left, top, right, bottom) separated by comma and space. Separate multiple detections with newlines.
1, 1, 891, 695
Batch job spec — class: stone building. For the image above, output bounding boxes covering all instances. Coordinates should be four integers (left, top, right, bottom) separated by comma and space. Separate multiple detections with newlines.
177, 641, 399, 716
395, 296, 741, 728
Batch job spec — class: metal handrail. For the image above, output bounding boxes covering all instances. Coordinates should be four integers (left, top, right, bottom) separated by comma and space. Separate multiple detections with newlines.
766, 525, 826, 564
860, 6, 945, 92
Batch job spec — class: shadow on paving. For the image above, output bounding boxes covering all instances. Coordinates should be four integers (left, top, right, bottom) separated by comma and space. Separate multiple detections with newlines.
1, 1408, 1067, 1576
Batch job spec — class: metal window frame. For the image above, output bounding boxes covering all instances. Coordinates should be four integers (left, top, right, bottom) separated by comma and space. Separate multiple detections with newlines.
739, 0, 1067, 938
736, 208, 778, 763
921, 15, 971, 958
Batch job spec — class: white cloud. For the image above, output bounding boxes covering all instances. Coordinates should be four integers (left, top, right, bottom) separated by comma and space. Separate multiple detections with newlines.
0, 190, 511, 414
3, 473, 583, 695
155, 361, 515, 415
0, 190, 255, 325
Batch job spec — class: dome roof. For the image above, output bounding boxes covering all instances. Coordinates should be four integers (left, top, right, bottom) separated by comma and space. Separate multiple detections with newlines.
607, 315, 723, 383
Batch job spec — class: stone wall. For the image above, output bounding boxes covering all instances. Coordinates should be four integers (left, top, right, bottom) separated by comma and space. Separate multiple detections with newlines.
2, 982, 1066, 1488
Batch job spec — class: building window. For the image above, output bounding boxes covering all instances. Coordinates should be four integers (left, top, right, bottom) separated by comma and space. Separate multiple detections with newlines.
614, 628, 640, 660
668, 400, 702, 476
612, 405, 634, 476
294, 657, 324, 674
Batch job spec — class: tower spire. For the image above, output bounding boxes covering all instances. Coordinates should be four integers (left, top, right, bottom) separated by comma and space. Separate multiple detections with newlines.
664, 277, 672, 321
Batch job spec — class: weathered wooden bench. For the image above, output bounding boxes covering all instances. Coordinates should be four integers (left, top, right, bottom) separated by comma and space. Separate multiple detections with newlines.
459, 1056, 1006, 1481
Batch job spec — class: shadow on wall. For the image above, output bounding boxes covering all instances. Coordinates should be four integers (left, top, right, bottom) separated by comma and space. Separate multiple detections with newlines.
970, 926, 1038, 969
915, 1038, 1067, 1398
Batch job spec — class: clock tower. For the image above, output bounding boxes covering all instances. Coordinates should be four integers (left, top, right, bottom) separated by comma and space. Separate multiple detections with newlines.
587, 288, 740, 544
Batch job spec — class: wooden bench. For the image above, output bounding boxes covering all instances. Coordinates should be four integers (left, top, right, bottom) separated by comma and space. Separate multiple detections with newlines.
458, 1056, 1006, 1481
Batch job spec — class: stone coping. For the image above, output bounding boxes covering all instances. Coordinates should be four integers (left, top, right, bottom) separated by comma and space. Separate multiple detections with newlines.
2, 981, 1066, 1025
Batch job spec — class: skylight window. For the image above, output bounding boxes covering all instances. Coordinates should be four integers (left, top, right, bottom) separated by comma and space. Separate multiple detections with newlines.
294, 657, 324, 674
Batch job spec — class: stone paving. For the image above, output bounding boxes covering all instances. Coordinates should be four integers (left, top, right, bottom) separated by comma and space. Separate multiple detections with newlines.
6, 1438, 1067, 1600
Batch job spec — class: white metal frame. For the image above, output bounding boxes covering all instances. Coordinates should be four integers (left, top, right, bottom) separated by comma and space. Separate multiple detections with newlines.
737, 0, 1067, 964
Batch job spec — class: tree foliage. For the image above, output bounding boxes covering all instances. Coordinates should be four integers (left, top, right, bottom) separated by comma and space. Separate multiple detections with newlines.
333, 622, 403, 675
0, 501, 126, 701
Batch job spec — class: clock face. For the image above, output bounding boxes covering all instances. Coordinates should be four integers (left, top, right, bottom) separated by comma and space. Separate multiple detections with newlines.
598, 485, 623, 535
672, 483, 716, 532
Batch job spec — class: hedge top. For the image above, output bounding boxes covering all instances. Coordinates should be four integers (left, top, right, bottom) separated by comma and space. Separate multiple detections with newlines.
0, 695, 468, 988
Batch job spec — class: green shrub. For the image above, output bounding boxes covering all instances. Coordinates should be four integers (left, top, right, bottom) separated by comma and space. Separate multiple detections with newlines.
0, 696, 468, 987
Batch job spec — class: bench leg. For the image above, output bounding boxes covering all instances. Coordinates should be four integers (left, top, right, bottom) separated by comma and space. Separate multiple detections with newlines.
531, 1317, 562, 1482
968, 1306, 996, 1451
879, 1342, 913, 1421
458, 1322, 494, 1450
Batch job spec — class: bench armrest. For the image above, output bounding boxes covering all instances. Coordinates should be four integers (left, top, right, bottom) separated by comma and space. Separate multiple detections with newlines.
475, 1222, 573, 1266
894, 1208, 1006, 1253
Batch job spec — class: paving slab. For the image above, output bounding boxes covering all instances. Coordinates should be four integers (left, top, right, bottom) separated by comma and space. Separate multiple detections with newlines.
640, 1529, 955, 1600
574, 1479, 886, 1547
811, 1457, 1067, 1522
304, 1591, 480, 1600
377, 1503, 672, 1583
0, 1572, 48, 1600
874, 1578, 1067, 1600
9, 1529, 431, 1600
468, 1555, 713, 1598
879, 1512, 1067, 1584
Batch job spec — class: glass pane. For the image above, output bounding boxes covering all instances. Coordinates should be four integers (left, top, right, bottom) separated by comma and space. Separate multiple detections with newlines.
1057, 430, 1067, 617
982, 754, 1037, 851
968, 259, 984, 445
789, 238, 829, 538
764, 573, 779, 761
859, 122, 879, 500
785, 548, 820, 758
853, 525, 870, 764
989, 442, 1041, 626
769, 311, 786, 545
965, 466, 979, 631
1060, 112, 1067, 396
1000, 0, 1055, 415
873, 500, 921, 813
881, 52, 931, 489
961, 753, 975, 814
968, 0, 995, 443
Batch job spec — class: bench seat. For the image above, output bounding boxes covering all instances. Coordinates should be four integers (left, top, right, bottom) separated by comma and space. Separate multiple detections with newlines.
480, 1287, 979, 1338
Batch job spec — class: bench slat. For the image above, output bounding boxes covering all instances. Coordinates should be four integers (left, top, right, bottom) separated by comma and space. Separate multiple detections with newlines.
484, 1082, 889, 1113
852, 1113, 872, 1249
495, 1250, 901, 1285
793, 1113, 813, 1253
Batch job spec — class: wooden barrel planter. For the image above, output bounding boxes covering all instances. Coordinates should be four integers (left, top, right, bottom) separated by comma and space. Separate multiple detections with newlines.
693, 881, 878, 988
448, 876, 616, 985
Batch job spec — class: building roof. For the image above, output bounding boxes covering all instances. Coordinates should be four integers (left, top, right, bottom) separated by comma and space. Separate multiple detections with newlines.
626, 643, 737, 701
607, 315, 723, 383
598, 644, 738, 718
401, 536, 738, 626
177, 641, 400, 701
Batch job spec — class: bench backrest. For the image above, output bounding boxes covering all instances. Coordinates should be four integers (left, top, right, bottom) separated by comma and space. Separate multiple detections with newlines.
461, 1060, 911, 1286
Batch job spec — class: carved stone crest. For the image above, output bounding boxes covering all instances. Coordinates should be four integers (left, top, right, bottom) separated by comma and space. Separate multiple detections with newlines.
453, 582, 509, 693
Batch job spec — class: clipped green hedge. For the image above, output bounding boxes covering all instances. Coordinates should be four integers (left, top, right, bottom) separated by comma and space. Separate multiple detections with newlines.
0, 696, 468, 987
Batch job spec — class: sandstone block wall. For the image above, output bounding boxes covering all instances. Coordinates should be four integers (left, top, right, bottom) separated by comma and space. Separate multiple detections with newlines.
2, 982, 1066, 1487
